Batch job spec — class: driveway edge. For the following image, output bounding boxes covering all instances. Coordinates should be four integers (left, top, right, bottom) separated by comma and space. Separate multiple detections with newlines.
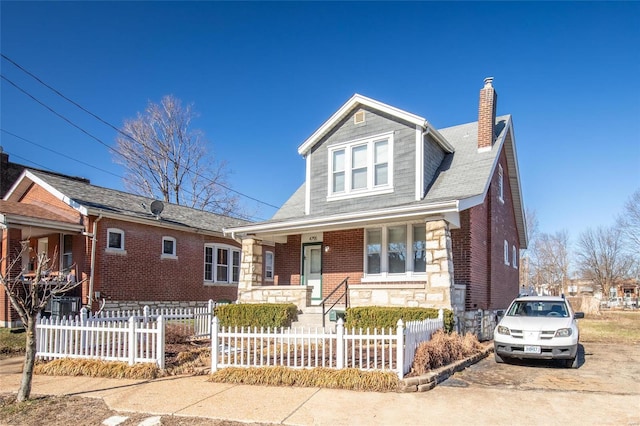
398, 344, 493, 392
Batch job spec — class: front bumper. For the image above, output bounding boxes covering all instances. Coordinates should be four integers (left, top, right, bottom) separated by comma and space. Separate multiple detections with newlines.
494, 342, 578, 360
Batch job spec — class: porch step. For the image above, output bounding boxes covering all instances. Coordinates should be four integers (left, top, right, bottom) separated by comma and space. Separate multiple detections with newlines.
292, 305, 347, 329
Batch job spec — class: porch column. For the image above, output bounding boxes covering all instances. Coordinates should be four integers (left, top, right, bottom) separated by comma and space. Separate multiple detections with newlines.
238, 238, 263, 302
425, 220, 455, 308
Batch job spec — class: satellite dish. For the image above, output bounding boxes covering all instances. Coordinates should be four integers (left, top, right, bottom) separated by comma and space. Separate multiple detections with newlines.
150, 200, 164, 218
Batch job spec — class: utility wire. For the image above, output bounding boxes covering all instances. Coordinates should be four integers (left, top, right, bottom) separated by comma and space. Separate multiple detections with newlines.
1, 129, 121, 179
0, 116, 265, 222
2, 138, 266, 223
1, 54, 281, 210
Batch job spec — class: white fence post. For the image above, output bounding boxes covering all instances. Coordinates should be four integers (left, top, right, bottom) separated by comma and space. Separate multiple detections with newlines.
128, 316, 136, 365
396, 319, 404, 380
211, 316, 219, 373
157, 315, 165, 369
336, 318, 344, 369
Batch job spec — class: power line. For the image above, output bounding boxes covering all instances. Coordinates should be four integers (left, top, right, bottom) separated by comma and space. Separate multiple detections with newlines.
1, 135, 267, 223
1, 129, 121, 179
1, 54, 281, 211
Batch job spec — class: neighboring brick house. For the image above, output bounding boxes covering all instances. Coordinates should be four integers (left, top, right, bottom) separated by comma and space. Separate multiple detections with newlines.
0, 168, 249, 328
225, 78, 527, 334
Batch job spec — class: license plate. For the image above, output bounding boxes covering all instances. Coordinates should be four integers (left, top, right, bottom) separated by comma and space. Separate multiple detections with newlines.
524, 345, 541, 354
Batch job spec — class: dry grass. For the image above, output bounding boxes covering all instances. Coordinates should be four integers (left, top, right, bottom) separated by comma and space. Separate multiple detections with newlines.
34, 358, 161, 379
411, 331, 484, 375
579, 311, 640, 344
0, 329, 25, 359
209, 366, 399, 392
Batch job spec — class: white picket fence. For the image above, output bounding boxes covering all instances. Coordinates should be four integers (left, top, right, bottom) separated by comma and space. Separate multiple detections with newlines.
36, 315, 166, 368
211, 310, 444, 379
36, 303, 443, 377
87, 300, 217, 338
35, 300, 220, 367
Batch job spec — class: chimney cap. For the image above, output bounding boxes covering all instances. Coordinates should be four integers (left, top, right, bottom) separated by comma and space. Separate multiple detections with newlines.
483, 76, 494, 87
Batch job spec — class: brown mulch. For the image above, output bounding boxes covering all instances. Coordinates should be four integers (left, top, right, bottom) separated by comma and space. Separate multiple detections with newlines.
0, 393, 272, 426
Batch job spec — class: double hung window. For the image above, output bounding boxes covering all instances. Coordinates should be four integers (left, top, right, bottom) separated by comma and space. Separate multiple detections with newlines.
365, 223, 426, 279
204, 244, 241, 284
328, 132, 393, 199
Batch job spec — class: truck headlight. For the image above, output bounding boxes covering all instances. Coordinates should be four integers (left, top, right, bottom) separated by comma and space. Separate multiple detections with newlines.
555, 328, 572, 337
497, 325, 511, 335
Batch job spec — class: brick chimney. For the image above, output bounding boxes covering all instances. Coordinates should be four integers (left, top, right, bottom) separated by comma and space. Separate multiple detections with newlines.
478, 77, 497, 151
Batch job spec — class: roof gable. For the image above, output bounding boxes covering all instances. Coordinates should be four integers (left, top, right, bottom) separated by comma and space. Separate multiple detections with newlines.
297, 94, 454, 156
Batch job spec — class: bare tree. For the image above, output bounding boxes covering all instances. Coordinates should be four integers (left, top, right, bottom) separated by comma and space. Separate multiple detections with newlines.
617, 189, 640, 255
115, 95, 240, 215
576, 226, 634, 299
530, 230, 571, 296
519, 208, 539, 291
0, 242, 85, 402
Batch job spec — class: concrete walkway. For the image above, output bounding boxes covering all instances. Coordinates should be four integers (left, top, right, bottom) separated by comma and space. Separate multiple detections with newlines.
1, 356, 637, 425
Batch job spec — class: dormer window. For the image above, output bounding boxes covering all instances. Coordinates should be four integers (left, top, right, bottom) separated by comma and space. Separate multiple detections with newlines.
328, 132, 394, 200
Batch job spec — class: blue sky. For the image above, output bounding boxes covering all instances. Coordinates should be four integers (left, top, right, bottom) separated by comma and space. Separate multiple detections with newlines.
1, 2, 639, 243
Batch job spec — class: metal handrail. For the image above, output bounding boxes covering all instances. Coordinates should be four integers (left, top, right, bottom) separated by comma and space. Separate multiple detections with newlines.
321, 276, 349, 328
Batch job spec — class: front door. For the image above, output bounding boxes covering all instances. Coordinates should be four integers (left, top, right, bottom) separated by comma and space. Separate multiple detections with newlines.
303, 244, 322, 301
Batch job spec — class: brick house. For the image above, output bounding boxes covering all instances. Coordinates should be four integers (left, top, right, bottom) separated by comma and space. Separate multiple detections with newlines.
225, 78, 527, 334
0, 167, 248, 328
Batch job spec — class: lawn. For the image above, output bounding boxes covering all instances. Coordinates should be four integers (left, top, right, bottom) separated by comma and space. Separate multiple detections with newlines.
0, 328, 25, 359
579, 311, 640, 345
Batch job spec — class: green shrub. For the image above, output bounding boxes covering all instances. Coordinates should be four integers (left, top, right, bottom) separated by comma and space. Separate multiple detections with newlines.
214, 303, 298, 328
345, 306, 454, 332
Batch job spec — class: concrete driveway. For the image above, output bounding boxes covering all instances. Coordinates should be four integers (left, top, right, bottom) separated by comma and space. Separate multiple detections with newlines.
431, 342, 640, 425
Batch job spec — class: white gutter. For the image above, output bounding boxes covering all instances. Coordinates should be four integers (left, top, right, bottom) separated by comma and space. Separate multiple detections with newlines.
224, 200, 460, 237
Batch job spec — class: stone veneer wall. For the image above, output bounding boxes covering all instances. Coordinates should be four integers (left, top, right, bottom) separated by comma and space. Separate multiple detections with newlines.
349, 220, 455, 310
460, 309, 499, 341
237, 238, 312, 308
102, 300, 213, 311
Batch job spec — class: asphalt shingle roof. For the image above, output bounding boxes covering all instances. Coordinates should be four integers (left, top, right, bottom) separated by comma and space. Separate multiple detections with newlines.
28, 170, 250, 234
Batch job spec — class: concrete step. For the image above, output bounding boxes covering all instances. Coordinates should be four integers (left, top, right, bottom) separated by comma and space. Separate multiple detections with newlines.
292, 306, 347, 329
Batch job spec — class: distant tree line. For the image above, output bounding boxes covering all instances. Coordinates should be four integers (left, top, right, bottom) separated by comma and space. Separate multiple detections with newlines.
521, 189, 640, 299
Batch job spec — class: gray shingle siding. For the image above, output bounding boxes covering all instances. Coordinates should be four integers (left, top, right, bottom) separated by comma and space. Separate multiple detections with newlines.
307, 107, 418, 216
423, 134, 446, 198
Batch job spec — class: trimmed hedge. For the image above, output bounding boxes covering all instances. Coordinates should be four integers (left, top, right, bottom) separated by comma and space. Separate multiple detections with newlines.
345, 306, 454, 333
214, 303, 298, 328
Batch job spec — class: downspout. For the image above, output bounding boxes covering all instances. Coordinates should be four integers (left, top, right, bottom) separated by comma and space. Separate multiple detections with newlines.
88, 214, 103, 307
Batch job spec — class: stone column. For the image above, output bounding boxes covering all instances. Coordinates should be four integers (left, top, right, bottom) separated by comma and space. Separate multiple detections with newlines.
238, 238, 263, 302
425, 220, 455, 309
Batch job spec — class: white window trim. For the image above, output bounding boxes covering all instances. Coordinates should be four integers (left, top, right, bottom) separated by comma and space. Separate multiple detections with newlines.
512, 245, 518, 269
504, 240, 510, 266
362, 222, 427, 283
327, 131, 394, 201
265, 250, 274, 281
498, 164, 504, 204
161, 236, 177, 259
106, 228, 126, 254
204, 243, 241, 285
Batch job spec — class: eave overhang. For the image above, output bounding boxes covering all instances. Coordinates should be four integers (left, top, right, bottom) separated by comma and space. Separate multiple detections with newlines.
224, 200, 460, 242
